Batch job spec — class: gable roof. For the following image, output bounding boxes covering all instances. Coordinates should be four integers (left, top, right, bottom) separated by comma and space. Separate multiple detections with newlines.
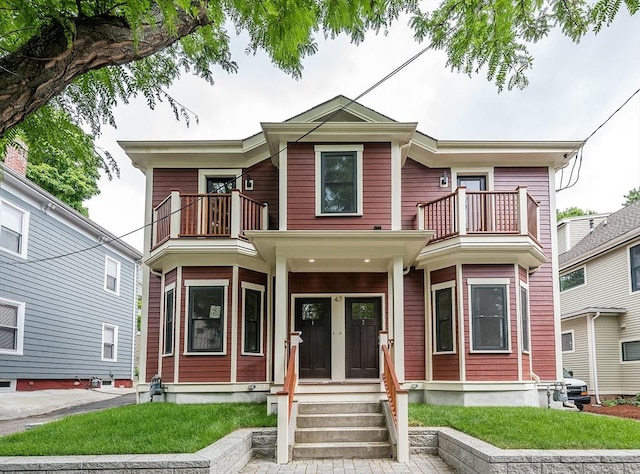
559, 200, 640, 269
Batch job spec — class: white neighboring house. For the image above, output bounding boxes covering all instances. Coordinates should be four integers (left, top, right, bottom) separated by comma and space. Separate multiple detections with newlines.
559, 202, 640, 399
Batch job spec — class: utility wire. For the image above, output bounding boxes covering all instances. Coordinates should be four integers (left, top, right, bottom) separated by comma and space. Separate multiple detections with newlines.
1, 41, 438, 267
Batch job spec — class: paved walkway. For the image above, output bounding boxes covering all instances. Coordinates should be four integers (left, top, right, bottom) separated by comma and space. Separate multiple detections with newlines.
241, 454, 455, 473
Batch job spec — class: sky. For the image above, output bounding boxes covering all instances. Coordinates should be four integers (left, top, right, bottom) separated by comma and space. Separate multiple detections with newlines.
86, 9, 640, 252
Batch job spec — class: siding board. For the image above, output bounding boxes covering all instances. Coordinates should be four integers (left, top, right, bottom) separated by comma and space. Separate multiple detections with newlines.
404, 269, 425, 380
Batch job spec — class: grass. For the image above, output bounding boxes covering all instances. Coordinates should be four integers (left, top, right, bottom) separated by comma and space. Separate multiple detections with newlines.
0, 403, 276, 456
409, 404, 640, 450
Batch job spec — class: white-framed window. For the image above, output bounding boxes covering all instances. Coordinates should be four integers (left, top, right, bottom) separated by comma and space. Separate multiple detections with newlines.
315, 145, 363, 216
621, 339, 640, 362
0, 298, 25, 355
184, 279, 228, 355
451, 167, 494, 192
102, 323, 118, 361
0, 199, 29, 259
198, 169, 242, 194
432, 281, 456, 354
104, 256, 120, 295
520, 283, 530, 353
163, 284, 176, 356
242, 282, 265, 356
468, 278, 511, 352
629, 244, 640, 293
559, 267, 586, 292
561, 330, 574, 353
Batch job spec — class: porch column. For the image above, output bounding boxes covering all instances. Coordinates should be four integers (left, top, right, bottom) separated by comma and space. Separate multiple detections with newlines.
392, 255, 405, 381
274, 254, 288, 384
169, 190, 181, 239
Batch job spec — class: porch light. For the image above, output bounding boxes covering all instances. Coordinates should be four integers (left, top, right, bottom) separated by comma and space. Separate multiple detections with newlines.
308, 259, 315, 263
364, 259, 370, 263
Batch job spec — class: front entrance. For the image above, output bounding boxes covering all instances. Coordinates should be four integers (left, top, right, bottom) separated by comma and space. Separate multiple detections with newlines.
295, 298, 331, 379
295, 295, 382, 380
345, 297, 381, 378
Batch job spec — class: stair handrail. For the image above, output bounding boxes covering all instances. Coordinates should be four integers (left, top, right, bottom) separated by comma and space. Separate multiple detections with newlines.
278, 344, 298, 420
381, 344, 407, 425
276, 332, 301, 464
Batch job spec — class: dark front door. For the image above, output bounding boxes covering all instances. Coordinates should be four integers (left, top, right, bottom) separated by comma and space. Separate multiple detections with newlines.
295, 298, 332, 379
346, 297, 381, 378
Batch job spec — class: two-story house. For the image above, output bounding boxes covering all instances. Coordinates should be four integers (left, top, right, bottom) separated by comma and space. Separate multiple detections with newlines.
0, 144, 141, 391
124, 96, 579, 414
559, 202, 640, 400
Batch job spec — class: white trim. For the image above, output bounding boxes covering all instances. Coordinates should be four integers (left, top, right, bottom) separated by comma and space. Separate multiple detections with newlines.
231, 266, 239, 382
451, 167, 494, 191
162, 282, 176, 357
559, 266, 586, 293
549, 165, 563, 380
467, 278, 511, 353
183, 280, 229, 356
101, 323, 118, 362
197, 169, 242, 193
519, 280, 531, 355
456, 264, 465, 380
314, 145, 364, 217
561, 329, 575, 353
240, 282, 266, 357
424, 269, 432, 381
627, 242, 640, 294
391, 141, 402, 230
278, 140, 288, 230
620, 338, 640, 363
0, 297, 25, 355
431, 281, 456, 355
174, 267, 182, 382
104, 256, 121, 296
0, 198, 29, 259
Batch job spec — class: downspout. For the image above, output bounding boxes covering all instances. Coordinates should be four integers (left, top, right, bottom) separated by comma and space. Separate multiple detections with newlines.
589, 312, 602, 405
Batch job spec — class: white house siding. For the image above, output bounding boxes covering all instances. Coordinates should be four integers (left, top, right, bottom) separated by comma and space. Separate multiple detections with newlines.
561, 317, 591, 388
0, 184, 138, 385
560, 243, 640, 395
558, 225, 568, 254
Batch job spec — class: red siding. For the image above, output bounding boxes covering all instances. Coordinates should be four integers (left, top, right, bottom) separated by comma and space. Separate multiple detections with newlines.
178, 267, 233, 382
430, 266, 460, 381
152, 169, 198, 207
237, 269, 269, 382
287, 143, 392, 230
160, 269, 177, 383
402, 159, 451, 230
431, 266, 456, 285
495, 168, 556, 380
404, 269, 425, 380
245, 159, 279, 230
146, 273, 161, 382
462, 264, 518, 381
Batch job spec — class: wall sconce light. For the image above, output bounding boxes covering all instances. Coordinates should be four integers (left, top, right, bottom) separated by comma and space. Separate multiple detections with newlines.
244, 174, 254, 191
440, 171, 449, 188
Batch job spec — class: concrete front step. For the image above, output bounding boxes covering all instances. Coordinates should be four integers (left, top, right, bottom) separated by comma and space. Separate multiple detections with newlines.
298, 402, 381, 415
292, 441, 393, 459
296, 426, 389, 443
296, 412, 385, 428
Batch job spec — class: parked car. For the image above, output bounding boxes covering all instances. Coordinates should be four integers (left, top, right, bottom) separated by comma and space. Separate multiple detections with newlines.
563, 368, 591, 410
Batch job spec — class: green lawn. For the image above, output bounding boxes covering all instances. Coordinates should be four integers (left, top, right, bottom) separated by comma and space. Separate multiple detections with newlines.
0, 403, 276, 456
409, 404, 640, 449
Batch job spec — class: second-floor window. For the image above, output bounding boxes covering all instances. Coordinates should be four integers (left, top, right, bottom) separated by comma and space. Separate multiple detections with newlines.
559, 267, 585, 292
104, 256, 120, 295
315, 145, 363, 216
0, 199, 29, 258
630, 244, 640, 292
562, 331, 574, 352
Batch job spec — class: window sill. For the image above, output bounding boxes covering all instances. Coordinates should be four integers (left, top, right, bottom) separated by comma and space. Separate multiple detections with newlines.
0, 247, 27, 260
0, 350, 23, 356
316, 212, 363, 218
433, 351, 456, 355
183, 351, 226, 356
469, 349, 512, 354
241, 352, 264, 357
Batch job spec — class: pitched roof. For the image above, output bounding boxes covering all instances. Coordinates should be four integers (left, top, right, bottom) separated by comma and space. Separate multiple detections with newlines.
559, 200, 640, 267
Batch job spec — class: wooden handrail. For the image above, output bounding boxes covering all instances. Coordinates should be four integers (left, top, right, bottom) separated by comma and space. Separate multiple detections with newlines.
277, 345, 297, 421
381, 344, 408, 426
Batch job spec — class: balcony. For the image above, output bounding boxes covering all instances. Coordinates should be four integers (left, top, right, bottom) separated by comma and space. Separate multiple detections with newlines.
151, 190, 268, 251
415, 187, 545, 269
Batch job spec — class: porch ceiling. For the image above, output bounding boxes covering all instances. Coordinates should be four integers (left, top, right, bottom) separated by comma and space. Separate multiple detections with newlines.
244, 230, 433, 272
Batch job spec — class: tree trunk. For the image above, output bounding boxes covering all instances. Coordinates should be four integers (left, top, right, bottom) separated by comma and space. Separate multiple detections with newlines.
0, 6, 208, 137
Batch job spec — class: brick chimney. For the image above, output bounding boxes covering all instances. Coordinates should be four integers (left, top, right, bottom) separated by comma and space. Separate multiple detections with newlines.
4, 140, 28, 176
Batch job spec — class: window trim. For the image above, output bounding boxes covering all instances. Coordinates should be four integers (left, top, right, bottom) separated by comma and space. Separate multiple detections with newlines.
432, 281, 456, 355
104, 256, 121, 295
183, 279, 229, 355
467, 278, 511, 353
162, 283, 176, 356
315, 144, 364, 217
561, 330, 575, 353
241, 282, 265, 356
101, 323, 118, 361
559, 266, 586, 293
0, 297, 25, 356
0, 198, 29, 259
451, 167, 494, 192
628, 243, 640, 293
198, 169, 242, 194
519, 283, 530, 353
620, 338, 640, 363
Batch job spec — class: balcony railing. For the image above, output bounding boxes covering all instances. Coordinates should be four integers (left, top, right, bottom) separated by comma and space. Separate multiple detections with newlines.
417, 186, 539, 243
152, 190, 268, 249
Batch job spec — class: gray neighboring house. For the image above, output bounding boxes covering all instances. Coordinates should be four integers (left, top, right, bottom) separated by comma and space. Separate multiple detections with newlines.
559, 202, 640, 399
0, 145, 141, 391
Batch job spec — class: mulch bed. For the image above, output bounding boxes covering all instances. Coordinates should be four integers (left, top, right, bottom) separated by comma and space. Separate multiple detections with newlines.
582, 403, 640, 420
